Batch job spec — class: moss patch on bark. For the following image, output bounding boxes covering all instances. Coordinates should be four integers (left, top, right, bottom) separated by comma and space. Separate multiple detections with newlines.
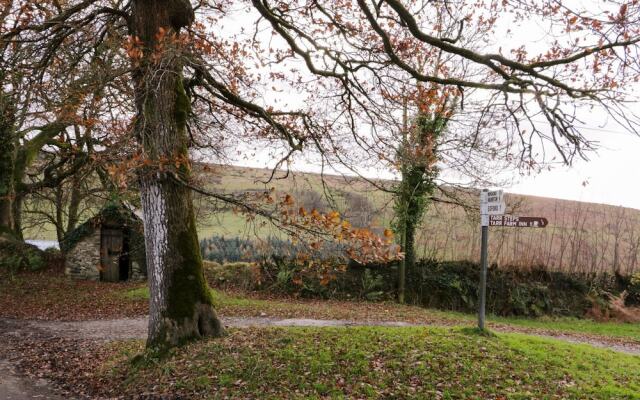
166, 227, 214, 321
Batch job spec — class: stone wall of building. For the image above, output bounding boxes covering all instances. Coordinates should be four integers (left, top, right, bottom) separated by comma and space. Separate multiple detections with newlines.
130, 261, 145, 281
64, 230, 101, 280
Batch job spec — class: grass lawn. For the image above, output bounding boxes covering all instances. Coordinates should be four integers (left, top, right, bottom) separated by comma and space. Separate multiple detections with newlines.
104, 327, 640, 399
2, 270, 639, 399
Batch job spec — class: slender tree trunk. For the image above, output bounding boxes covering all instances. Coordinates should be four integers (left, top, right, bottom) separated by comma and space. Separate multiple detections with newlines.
54, 186, 65, 243
398, 225, 406, 304
65, 176, 82, 234
397, 96, 408, 303
64, 127, 84, 236
394, 109, 442, 303
397, 215, 417, 304
132, 0, 224, 348
405, 219, 417, 274
11, 140, 31, 241
396, 171, 422, 304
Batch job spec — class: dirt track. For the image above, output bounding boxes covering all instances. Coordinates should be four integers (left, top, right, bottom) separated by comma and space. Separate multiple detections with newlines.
3, 316, 639, 354
0, 359, 65, 400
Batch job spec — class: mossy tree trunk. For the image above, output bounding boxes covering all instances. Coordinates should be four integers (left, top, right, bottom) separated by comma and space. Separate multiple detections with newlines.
0, 88, 18, 240
131, 0, 224, 348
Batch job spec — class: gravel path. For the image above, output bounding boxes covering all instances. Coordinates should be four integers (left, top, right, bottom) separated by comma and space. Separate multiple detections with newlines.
532, 332, 640, 354
2, 316, 639, 355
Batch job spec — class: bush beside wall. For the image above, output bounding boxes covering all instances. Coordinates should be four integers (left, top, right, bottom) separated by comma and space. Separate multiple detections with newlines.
203, 260, 261, 291
199, 235, 636, 317
0, 240, 46, 273
405, 260, 623, 317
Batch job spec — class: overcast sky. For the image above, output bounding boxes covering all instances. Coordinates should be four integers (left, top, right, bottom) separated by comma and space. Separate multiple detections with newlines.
508, 126, 640, 210
493, 1, 640, 210
220, 2, 640, 211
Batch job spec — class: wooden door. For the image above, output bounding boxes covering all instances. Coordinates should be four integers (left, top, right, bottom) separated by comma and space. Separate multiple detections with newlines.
101, 227, 123, 282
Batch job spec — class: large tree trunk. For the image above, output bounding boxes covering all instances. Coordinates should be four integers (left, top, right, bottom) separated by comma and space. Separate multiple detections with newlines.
132, 0, 224, 348
0, 89, 17, 240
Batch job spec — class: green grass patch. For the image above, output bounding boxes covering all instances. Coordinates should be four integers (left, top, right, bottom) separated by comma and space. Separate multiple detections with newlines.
123, 286, 150, 301
436, 310, 640, 341
108, 327, 640, 399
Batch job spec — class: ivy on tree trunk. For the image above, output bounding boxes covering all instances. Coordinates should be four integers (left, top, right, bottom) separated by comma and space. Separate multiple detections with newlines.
0, 87, 17, 240
394, 113, 446, 303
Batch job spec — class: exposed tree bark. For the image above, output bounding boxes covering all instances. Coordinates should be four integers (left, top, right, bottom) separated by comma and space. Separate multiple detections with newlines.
65, 176, 82, 235
53, 185, 66, 244
131, 0, 224, 348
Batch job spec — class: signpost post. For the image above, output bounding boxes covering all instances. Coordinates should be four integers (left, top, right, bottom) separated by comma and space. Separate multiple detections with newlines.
478, 189, 490, 331
477, 189, 547, 331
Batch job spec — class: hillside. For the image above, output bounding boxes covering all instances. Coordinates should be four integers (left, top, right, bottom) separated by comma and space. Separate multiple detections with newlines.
192, 164, 640, 275
22, 164, 640, 275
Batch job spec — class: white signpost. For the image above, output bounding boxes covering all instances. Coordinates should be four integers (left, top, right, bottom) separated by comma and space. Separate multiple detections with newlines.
486, 190, 503, 203
477, 188, 547, 331
480, 189, 505, 218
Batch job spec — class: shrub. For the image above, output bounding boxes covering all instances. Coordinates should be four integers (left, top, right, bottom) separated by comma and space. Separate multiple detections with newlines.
0, 240, 46, 273
198, 235, 636, 318
203, 260, 261, 291
256, 257, 623, 317
627, 272, 640, 306
258, 256, 396, 300
200, 235, 354, 298
405, 260, 627, 317
260, 256, 340, 298
361, 269, 386, 301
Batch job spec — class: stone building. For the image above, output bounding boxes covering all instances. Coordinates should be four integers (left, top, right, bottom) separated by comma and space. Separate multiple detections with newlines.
63, 202, 146, 282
